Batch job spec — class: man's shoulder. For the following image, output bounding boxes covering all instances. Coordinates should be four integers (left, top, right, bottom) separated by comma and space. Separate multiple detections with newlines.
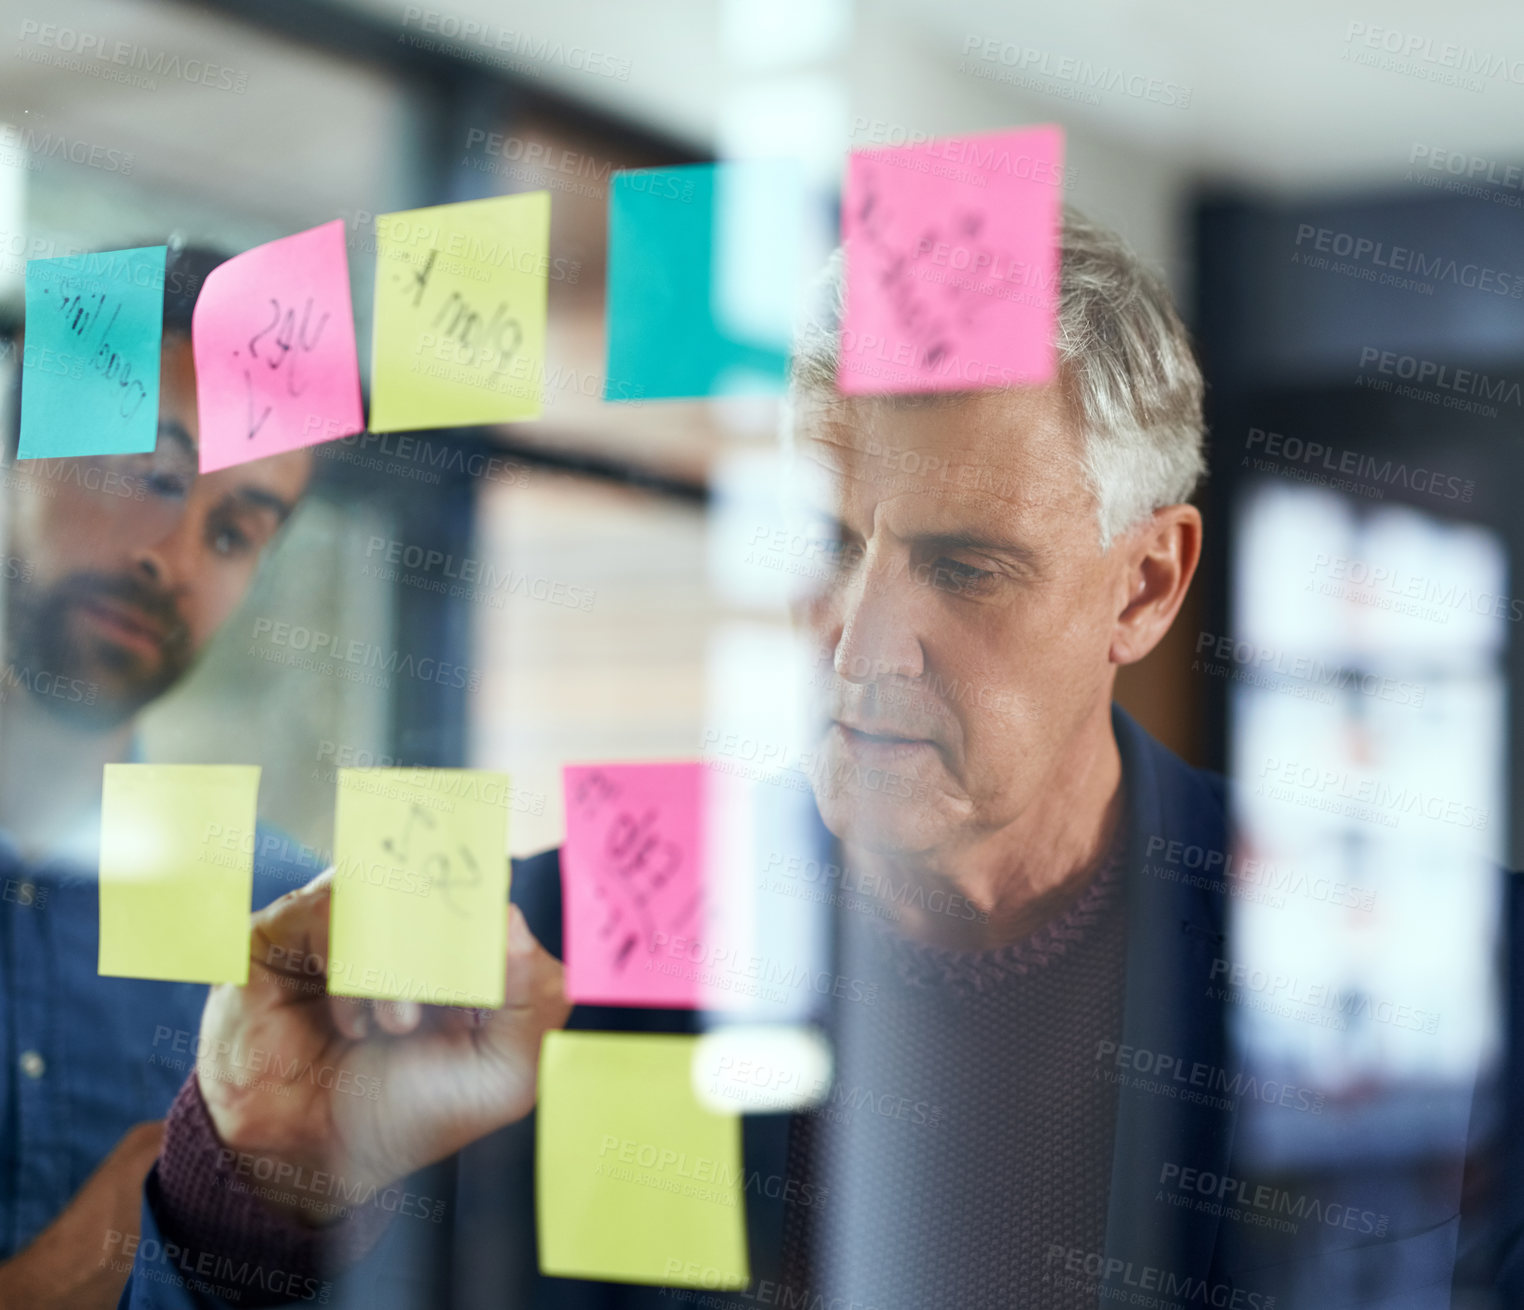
1112, 703, 1228, 842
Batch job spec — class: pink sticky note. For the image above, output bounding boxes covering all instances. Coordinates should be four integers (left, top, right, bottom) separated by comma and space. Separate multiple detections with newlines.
562, 762, 708, 1007
192, 220, 365, 473
839, 124, 1064, 395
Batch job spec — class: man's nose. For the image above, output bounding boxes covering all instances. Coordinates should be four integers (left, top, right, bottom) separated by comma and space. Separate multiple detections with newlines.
833, 551, 924, 684
130, 522, 191, 591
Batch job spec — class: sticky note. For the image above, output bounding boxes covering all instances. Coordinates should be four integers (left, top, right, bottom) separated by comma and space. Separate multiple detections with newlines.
604, 161, 795, 400
191, 220, 364, 473
329, 769, 511, 1007
19, 246, 165, 459
369, 193, 549, 432
537, 1031, 749, 1288
839, 124, 1064, 394
98, 763, 260, 984
562, 762, 711, 1007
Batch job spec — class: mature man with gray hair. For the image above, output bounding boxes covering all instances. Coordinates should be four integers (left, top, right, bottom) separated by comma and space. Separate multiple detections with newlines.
768, 206, 1213, 1308
113, 208, 1498, 1308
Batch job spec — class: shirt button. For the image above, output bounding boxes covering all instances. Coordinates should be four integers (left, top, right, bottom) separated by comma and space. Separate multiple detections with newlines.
19, 1051, 44, 1079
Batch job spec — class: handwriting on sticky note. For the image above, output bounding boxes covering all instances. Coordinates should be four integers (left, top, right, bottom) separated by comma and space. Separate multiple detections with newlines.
192, 220, 364, 473
562, 762, 707, 1007
98, 763, 260, 985
839, 124, 1063, 395
536, 1031, 749, 1288
369, 193, 550, 432
19, 246, 165, 459
328, 769, 511, 1007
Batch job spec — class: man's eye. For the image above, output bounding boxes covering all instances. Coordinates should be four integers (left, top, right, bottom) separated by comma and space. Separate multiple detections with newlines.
144, 472, 190, 499
934, 560, 995, 592
210, 524, 252, 557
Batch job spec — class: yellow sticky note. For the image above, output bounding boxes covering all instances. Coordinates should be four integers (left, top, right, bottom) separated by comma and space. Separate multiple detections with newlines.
98, 764, 261, 984
537, 1031, 750, 1289
369, 192, 550, 432
329, 769, 511, 1007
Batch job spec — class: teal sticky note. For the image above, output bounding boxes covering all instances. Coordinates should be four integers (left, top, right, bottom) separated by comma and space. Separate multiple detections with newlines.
18, 246, 166, 459
604, 162, 795, 401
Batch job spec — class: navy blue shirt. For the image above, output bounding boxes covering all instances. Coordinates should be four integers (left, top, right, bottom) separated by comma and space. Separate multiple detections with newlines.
0, 815, 326, 1258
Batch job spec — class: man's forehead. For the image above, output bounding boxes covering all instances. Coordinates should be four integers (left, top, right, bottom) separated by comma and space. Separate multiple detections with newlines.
159, 334, 313, 503
788, 385, 1087, 516
200, 445, 314, 503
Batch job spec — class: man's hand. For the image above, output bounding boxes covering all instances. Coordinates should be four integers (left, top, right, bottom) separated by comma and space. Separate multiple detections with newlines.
196, 870, 569, 1225
0, 1120, 163, 1309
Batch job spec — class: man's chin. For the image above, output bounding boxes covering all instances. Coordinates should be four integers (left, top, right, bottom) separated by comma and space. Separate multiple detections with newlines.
26, 667, 168, 731
809, 764, 952, 856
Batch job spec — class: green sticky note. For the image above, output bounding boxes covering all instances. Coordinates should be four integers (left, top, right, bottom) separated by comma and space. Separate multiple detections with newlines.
98, 764, 260, 984
369, 193, 550, 432
329, 769, 511, 1007
604, 161, 795, 401
19, 246, 166, 459
537, 1031, 750, 1288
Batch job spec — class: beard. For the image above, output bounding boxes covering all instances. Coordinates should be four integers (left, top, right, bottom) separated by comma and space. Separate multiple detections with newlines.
5, 569, 193, 730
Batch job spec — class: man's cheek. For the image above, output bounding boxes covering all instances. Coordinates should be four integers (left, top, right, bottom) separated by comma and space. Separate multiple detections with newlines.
195, 576, 256, 652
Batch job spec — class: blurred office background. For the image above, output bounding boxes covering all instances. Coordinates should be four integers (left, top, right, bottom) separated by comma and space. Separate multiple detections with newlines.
1, 1, 1523, 1300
